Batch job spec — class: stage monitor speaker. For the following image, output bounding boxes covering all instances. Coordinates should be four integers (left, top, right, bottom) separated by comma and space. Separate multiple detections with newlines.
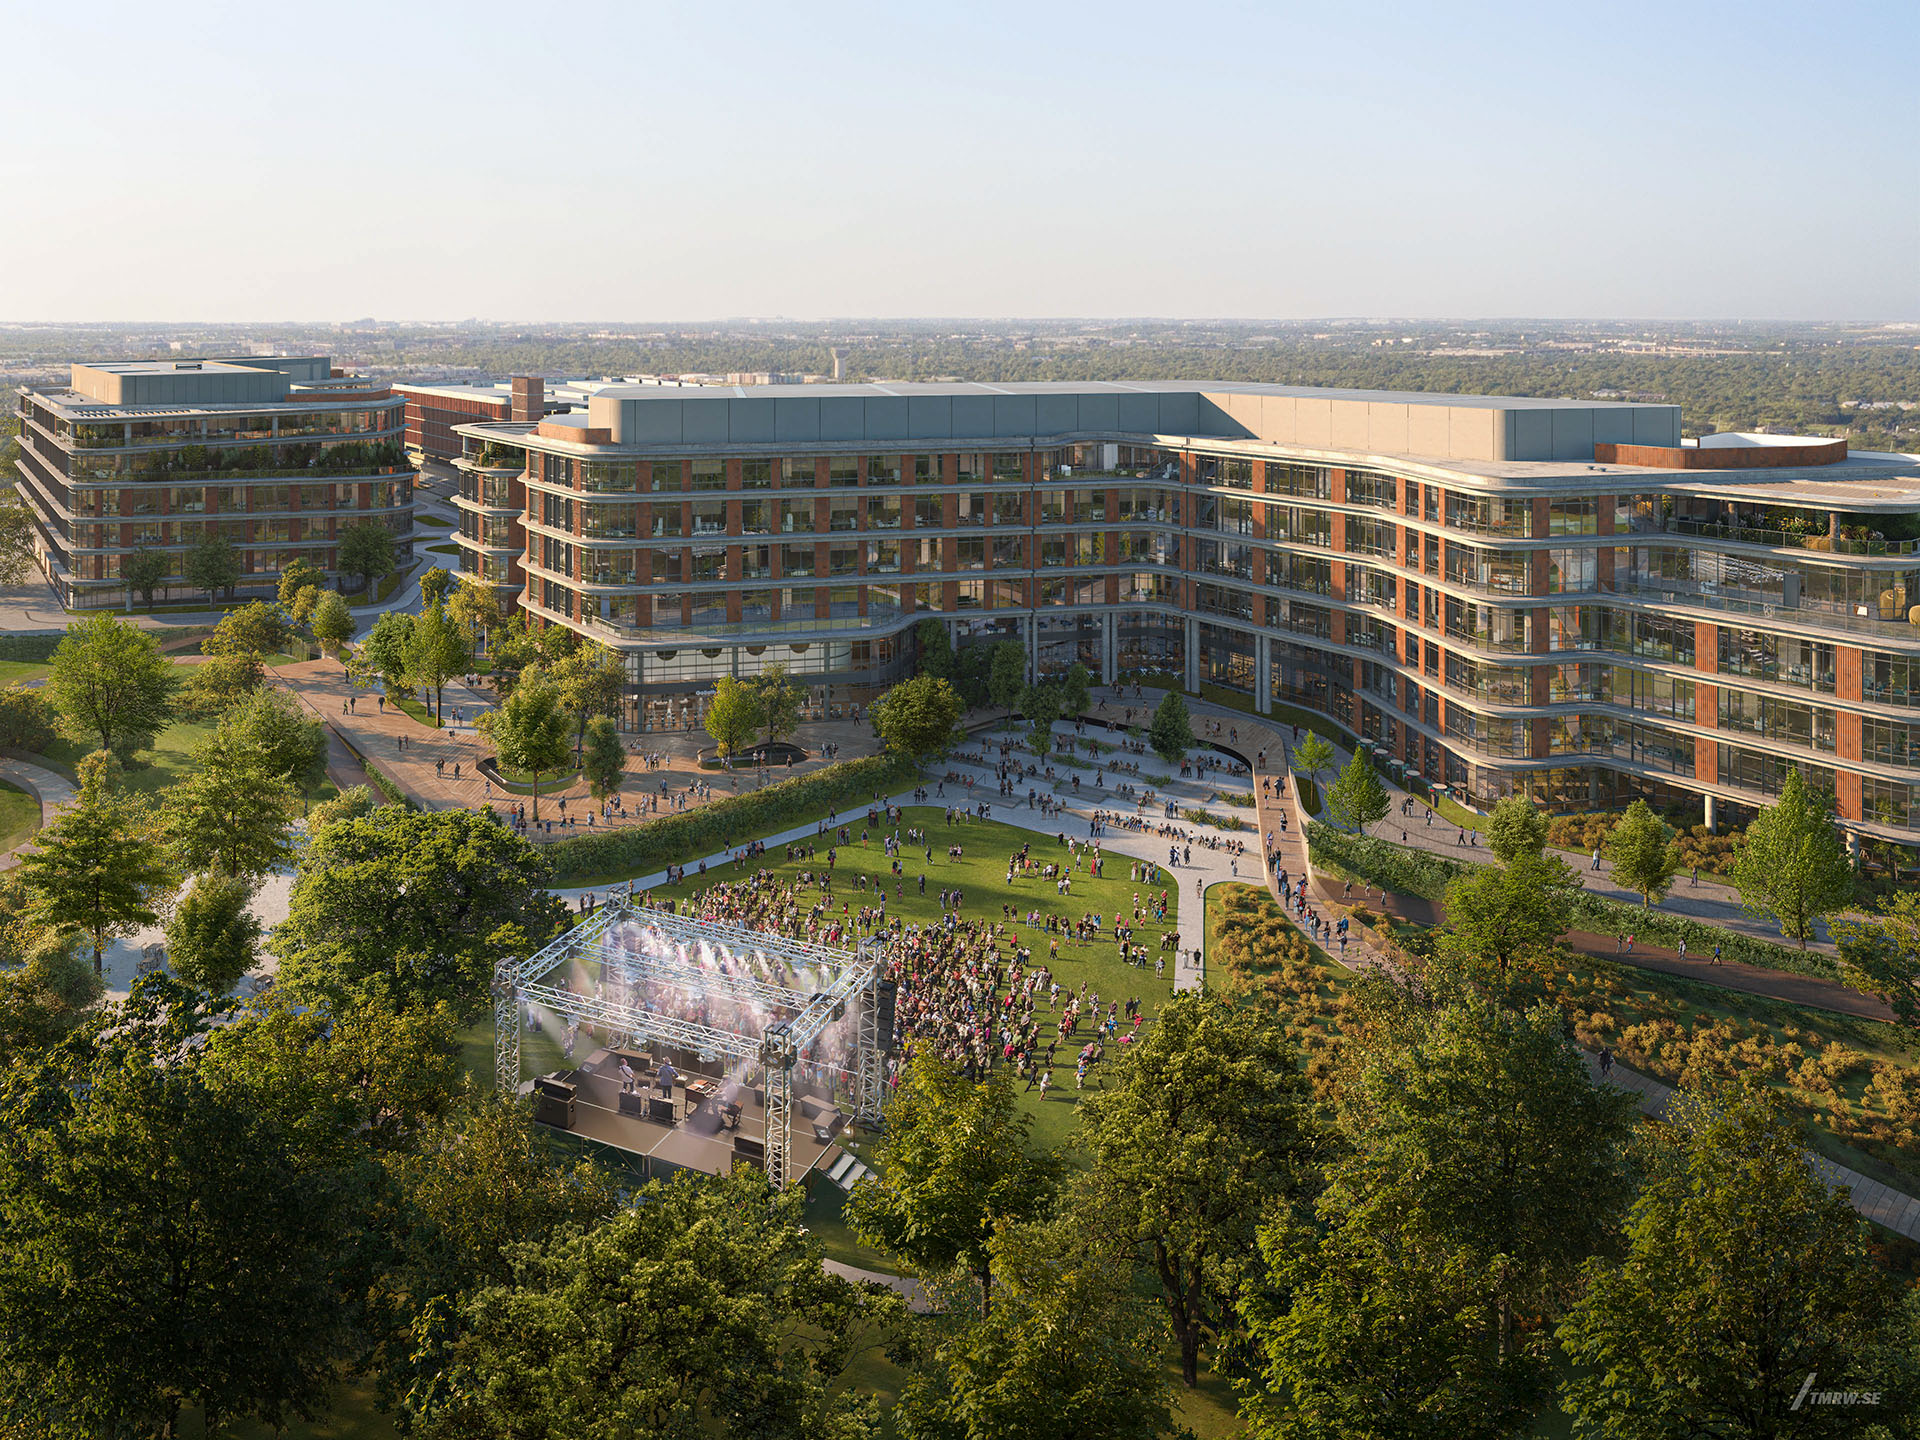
811, 1123, 833, 1143
800, 1098, 823, 1120
733, 1134, 766, 1160
534, 1075, 576, 1103
647, 1096, 676, 1125
617, 1091, 646, 1117
875, 979, 898, 1049
534, 1094, 574, 1130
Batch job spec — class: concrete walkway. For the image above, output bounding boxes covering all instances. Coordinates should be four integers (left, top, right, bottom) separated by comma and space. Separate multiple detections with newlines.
0, 754, 77, 870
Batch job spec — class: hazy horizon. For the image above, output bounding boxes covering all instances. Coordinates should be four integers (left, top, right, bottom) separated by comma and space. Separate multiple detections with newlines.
2, 0, 1914, 325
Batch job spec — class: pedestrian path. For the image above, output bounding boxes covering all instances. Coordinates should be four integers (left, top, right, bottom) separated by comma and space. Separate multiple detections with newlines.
0, 754, 76, 870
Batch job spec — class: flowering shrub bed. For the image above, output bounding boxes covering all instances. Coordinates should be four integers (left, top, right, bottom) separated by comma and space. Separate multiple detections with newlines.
1547, 812, 1744, 877
1207, 882, 1354, 1097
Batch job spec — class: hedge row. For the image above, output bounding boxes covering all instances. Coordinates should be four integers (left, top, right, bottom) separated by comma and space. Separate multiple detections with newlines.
0, 634, 62, 662
544, 752, 919, 884
1304, 822, 1837, 981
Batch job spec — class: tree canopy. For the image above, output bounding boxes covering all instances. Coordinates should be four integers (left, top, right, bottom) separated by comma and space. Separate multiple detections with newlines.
1324, 748, 1389, 833
1604, 799, 1681, 907
270, 805, 566, 1019
479, 671, 573, 821
1730, 769, 1854, 949
46, 613, 178, 757
872, 674, 965, 763
1146, 690, 1193, 764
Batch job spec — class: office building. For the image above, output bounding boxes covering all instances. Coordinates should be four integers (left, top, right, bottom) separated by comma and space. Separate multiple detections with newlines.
13, 356, 414, 608
449, 381, 1920, 843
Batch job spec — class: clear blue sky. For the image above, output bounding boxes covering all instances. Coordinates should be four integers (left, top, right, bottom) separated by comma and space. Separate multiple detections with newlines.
1, 0, 1913, 322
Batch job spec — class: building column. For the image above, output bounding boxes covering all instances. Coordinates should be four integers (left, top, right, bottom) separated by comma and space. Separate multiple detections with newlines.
1255, 634, 1272, 715
1101, 611, 1118, 685
1184, 616, 1200, 694
1703, 793, 1717, 833
1025, 612, 1039, 683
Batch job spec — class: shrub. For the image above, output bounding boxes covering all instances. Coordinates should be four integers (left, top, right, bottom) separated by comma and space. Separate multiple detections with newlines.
1305, 821, 1834, 980
1547, 811, 1744, 877
1181, 807, 1249, 832
0, 684, 57, 752
546, 753, 918, 883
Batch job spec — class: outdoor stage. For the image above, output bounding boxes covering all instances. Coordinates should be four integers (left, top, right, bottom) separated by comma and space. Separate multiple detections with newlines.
497, 898, 892, 1189
528, 1046, 854, 1183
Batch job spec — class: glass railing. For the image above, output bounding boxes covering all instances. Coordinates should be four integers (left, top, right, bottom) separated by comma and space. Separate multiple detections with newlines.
580, 606, 908, 645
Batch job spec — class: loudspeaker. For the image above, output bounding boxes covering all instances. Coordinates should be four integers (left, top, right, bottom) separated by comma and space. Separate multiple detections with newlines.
733, 1133, 766, 1160
534, 1075, 576, 1103
617, 1091, 646, 1117
875, 979, 898, 1048
534, 1093, 574, 1130
800, 1098, 823, 1120
647, 1096, 676, 1125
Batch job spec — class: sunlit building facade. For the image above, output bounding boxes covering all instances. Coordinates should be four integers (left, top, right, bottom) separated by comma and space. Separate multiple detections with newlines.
451, 382, 1920, 844
13, 356, 413, 607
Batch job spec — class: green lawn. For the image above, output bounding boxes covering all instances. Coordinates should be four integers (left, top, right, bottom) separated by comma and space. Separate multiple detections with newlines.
0, 779, 40, 854
626, 805, 1182, 1157
387, 692, 442, 728
0, 659, 50, 686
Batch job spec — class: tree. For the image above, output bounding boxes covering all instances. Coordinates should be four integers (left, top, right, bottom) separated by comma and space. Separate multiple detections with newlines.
582, 716, 627, 802
548, 642, 625, 745
1324, 747, 1390, 834
0, 495, 36, 586
403, 1167, 898, 1440
1240, 1208, 1545, 1440
217, 686, 328, 792
1485, 794, 1549, 863
307, 784, 378, 836
287, 582, 322, 626
447, 579, 502, 650
162, 729, 298, 880
1291, 731, 1335, 788
1147, 689, 1194, 764
952, 643, 994, 709
898, 1212, 1176, 1440
0, 979, 380, 1438
419, 564, 454, 608
361, 608, 416, 693
480, 672, 574, 823
164, 871, 261, 994
847, 1049, 1061, 1316
185, 534, 241, 607
338, 519, 396, 594
988, 638, 1027, 710
915, 616, 954, 679
0, 683, 56, 752
703, 674, 764, 762
1335, 1001, 1639, 1360
1835, 890, 1920, 1029
178, 650, 266, 719
870, 673, 965, 764
20, 754, 175, 973
272, 805, 566, 1020
45, 613, 178, 757
1437, 850, 1580, 985
1018, 679, 1061, 756
1078, 991, 1325, 1386
1604, 798, 1681, 907
310, 589, 355, 655
203, 599, 292, 661
404, 601, 473, 721
749, 664, 803, 752
1558, 1089, 1919, 1438
1730, 769, 1854, 949
277, 557, 325, 607
122, 547, 171, 609
0, 874, 98, 1066
1059, 661, 1092, 720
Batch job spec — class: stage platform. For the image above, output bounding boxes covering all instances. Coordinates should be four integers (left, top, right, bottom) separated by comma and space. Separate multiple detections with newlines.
531, 1048, 853, 1184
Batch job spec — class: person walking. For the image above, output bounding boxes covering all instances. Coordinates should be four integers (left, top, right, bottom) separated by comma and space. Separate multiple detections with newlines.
1591, 847, 1602, 871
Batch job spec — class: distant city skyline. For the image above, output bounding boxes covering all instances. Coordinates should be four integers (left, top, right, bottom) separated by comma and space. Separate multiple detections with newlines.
2, 0, 1914, 324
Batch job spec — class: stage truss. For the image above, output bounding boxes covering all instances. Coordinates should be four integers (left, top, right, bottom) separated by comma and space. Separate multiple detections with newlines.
494, 898, 888, 1189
